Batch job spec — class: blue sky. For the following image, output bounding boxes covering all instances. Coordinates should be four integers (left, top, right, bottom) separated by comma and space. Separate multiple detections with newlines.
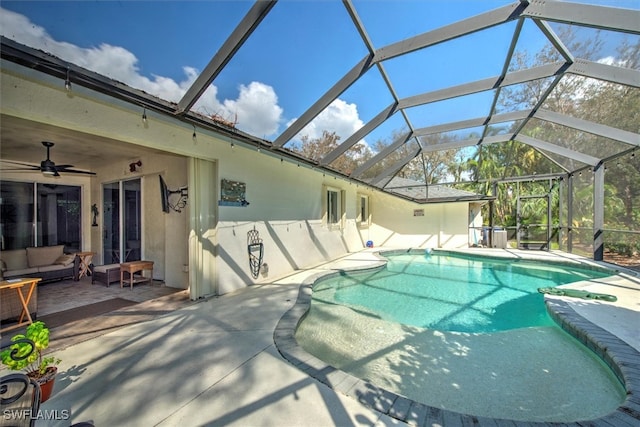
1, 0, 637, 146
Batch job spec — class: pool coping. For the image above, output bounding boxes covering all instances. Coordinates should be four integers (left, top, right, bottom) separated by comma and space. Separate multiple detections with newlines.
273, 250, 640, 426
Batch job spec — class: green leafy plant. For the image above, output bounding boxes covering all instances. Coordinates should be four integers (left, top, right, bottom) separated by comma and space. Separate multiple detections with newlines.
0, 321, 60, 378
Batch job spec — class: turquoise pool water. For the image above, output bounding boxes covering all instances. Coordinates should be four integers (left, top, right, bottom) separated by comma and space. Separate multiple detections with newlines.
314, 251, 612, 333
295, 251, 626, 421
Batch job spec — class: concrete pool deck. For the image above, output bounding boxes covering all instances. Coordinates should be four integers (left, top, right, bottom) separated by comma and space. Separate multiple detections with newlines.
36, 248, 640, 426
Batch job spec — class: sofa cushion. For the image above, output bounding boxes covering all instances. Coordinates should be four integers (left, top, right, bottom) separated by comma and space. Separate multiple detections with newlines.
26, 245, 64, 268
0, 249, 28, 271
94, 264, 120, 273
55, 254, 76, 266
3, 267, 39, 277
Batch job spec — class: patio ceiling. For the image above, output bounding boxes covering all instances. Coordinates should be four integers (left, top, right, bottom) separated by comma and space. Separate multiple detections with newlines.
1, 0, 638, 202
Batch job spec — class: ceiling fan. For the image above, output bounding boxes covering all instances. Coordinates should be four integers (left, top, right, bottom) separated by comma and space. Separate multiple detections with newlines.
2, 141, 96, 177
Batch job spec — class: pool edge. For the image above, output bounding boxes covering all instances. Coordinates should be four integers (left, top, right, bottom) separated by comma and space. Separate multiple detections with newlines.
273, 256, 640, 426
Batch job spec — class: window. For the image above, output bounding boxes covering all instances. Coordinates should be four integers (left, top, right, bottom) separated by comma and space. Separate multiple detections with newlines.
324, 186, 344, 228
0, 181, 81, 250
358, 194, 370, 226
327, 189, 340, 224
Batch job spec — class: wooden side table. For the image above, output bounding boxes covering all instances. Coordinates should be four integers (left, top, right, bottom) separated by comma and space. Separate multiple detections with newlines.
76, 251, 95, 279
120, 261, 154, 290
0, 278, 41, 333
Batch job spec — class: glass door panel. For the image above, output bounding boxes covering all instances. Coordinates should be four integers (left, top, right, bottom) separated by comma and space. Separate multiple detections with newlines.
36, 184, 81, 251
103, 182, 120, 264
0, 181, 34, 250
103, 178, 141, 264
124, 179, 141, 262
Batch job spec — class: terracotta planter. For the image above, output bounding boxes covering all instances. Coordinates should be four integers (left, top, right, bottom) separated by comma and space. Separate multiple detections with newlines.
28, 366, 57, 403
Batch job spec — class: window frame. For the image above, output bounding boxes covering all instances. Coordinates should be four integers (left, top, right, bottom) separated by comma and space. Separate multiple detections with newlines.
358, 193, 370, 227
323, 185, 345, 229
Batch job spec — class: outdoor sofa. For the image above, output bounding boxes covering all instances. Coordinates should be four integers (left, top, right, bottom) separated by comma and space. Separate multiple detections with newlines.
0, 245, 79, 322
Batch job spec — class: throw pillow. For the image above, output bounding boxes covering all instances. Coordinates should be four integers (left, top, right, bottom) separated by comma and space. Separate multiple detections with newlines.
55, 254, 76, 266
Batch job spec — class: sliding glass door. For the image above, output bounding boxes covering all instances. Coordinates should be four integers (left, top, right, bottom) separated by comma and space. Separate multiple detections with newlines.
37, 184, 81, 250
103, 179, 141, 263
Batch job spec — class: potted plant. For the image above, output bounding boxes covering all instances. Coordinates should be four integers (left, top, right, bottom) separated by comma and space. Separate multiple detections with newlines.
0, 321, 61, 402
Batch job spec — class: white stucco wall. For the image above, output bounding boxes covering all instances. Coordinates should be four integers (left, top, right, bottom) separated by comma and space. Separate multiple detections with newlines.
212, 144, 364, 293
2, 63, 476, 298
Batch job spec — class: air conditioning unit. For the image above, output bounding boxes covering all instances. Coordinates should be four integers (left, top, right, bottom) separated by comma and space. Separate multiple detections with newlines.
492, 229, 507, 249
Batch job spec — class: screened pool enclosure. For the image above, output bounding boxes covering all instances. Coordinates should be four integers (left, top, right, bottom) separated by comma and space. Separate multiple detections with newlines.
0, 0, 638, 267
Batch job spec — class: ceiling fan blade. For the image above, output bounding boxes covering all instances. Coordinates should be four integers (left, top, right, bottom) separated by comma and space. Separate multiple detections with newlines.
54, 164, 75, 169
56, 168, 96, 176
1, 167, 43, 172
1, 160, 41, 169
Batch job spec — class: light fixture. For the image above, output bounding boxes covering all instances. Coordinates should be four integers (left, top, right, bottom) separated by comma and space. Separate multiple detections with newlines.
142, 108, 147, 124
42, 165, 57, 176
129, 160, 142, 172
192, 125, 197, 141
231, 142, 235, 149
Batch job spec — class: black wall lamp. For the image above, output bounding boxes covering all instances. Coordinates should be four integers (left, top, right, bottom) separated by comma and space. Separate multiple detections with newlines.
129, 160, 142, 172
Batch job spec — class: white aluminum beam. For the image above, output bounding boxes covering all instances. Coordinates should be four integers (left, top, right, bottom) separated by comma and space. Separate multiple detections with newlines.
320, 102, 398, 166
399, 62, 566, 109
522, 0, 640, 35
532, 19, 574, 63
373, 2, 528, 62
535, 109, 640, 147
414, 110, 530, 137
480, 134, 516, 145
351, 132, 412, 178
421, 133, 515, 153
371, 147, 421, 186
567, 60, 640, 88
421, 139, 480, 153
517, 135, 600, 166
273, 54, 374, 147
176, 1, 276, 114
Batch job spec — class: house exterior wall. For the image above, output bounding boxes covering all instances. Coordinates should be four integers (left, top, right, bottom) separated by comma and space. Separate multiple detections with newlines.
2, 63, 474, 299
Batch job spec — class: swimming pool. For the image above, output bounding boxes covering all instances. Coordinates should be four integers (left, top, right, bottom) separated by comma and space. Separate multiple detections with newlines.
294, 250, 627, 422
312, 251, 613, 333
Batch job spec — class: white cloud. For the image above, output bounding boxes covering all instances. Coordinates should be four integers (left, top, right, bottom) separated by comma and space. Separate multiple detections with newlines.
289, 98, 365, 144
222, 82, 283, 137
0, 7, 284, 138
